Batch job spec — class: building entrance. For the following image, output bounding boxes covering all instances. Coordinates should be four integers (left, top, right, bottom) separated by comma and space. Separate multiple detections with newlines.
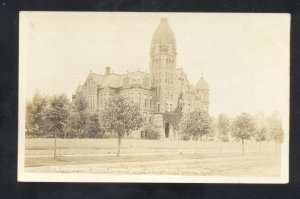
165, 122, 170, 138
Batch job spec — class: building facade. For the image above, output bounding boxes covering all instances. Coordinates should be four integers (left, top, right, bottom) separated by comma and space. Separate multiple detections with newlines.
73, 17, 210, 139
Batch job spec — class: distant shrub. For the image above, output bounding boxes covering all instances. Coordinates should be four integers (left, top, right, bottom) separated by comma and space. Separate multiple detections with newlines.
102, 134, 111, 139
182, 134, 190, 141
144, 124, 160, 140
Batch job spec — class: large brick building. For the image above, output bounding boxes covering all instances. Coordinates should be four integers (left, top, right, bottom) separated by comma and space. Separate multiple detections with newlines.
73, 17, 209, 139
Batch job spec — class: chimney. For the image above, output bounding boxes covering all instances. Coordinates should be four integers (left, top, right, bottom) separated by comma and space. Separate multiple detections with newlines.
105, 66, 111, 75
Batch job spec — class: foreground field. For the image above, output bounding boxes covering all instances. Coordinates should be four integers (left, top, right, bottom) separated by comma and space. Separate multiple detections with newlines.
24, 138, 282, 176
25, 138, 278, 156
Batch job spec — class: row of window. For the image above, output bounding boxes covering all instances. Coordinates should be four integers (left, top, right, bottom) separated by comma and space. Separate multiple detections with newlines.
123, 77, 150, 88
165, 72, 173, 84
87, 96, 96, 110
87, 93, 208, 112
155, 103, 173, 112
143, 112, 152, 123
152, 58, 175, 71
165, 103, 173, 112
84, 79, 96, 90
122, 93, 154, 109
153, 43, 175, 54
166, 58, 174, 70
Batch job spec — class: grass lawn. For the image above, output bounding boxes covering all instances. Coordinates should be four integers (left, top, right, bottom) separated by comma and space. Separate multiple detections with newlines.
25, 151, 244, 167
25, 152, 281, 176
24, 138, 282, 176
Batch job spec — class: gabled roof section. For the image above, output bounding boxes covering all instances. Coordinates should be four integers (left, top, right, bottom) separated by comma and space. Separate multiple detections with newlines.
81, 69, 152, 90
101, 73, 122, 88
87, 73, 104, 84
76, 84, 83, 93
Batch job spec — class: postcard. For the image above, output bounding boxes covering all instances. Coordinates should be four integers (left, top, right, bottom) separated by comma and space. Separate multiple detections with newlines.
18, 12, 290, 183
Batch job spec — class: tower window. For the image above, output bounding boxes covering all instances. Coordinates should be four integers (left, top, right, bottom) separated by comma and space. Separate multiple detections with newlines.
144, 95, 147, 107
138, 93, 141, 105
158, 86, 161, 96
150, 96, 153, 108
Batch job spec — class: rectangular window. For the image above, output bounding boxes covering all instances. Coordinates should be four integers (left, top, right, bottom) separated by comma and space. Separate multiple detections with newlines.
157, 104, 160, 112
144, 95, 147, 107
158, 86, 161, 97
138, 93, 141, 105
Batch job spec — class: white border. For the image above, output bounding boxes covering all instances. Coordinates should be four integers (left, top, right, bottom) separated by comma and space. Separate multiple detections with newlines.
18, 12, 290, 183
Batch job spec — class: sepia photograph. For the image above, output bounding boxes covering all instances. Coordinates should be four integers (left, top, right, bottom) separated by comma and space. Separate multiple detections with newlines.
18, 12, 290, 183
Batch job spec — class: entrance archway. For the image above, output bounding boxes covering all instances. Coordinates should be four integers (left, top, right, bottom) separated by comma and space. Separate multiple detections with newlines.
165, 122, 170, 138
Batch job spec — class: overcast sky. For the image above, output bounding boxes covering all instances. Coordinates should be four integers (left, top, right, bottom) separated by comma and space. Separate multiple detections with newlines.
20, 12, 290, 119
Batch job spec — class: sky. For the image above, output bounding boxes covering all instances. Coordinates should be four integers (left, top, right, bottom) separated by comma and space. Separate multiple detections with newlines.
20, 12, 290, 119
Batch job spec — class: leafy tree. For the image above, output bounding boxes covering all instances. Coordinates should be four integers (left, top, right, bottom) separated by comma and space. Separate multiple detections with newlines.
179, 109, 212, 152
100, 95, 143, 156
63, 107, 80, 138
86, 113, 102, 138
44, 94, 70, 158
25, 91, 48, 137
254, 127, 267, 153
217, 114, 231, 153
268, 112, 284, 153
231, 113, 256, 154
73, 93, 89, 137
217, 114, 230, 142
208, 116, 217, 140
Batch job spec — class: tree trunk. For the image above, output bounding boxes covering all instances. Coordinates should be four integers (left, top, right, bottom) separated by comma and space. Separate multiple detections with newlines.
194, 137, 198, 154
64, 129, 68, 139
117, 134, 122, 156
173, 129, 176, 140
54, 131, 57, 159
242, 139, 244, 155
259, 141, 262, 153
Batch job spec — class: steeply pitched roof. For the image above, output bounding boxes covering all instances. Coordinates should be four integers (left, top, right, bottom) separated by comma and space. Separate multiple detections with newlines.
151, 18, 176, 50
80, 70, 150, 91
101, 73, 122, 88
